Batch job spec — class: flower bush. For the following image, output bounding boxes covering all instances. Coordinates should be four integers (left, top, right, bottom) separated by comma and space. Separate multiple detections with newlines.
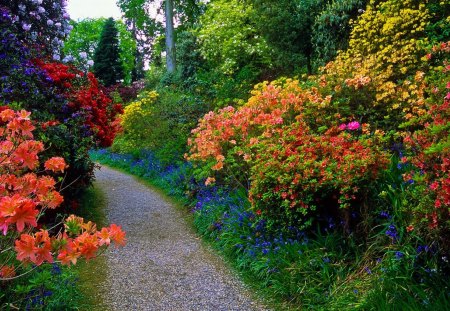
111, 91, 158, 154
320, 0, 432, 131
37, 60, 123, 147
0, 109, 125, 281
1, 5, 122, 196
399, 42, 450, 242
187, 79, 389, 227
5, 0, 72, 58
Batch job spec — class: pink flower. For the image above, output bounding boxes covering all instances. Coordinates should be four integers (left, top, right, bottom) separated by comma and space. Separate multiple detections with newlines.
338, 124, 347, 131
346, 121, 360, 131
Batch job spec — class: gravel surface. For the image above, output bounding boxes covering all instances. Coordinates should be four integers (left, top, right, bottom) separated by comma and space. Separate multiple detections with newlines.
93, 165, 270, 311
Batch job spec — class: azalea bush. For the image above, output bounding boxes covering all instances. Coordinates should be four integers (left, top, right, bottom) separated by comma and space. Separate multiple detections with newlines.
113, 88, 213, 165
0, 109, 125, 282
398, 42, 450, 245
187, 79, 389, 228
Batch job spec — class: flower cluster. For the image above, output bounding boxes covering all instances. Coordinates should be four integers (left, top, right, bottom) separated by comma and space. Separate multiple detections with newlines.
0, 109, 125, 280
37, 60, 123, 147
5, 1, 72, 57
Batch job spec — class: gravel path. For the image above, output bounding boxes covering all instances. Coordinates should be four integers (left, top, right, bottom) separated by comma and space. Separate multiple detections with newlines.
92, 165, 269, 311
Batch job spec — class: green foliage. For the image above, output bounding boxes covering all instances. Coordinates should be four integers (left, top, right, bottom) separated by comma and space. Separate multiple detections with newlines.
112, 88, 213, 165
64, 18, 106, 63
0, 263, 82, 310
196, 0, 271, 75
311, 0, 368, 69
425, 0, 450, 43
93, 18, 125, 87
250, 0, 326, 75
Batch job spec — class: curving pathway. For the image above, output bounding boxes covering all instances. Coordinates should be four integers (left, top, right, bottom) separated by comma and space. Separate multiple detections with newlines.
90, 165, 269, 311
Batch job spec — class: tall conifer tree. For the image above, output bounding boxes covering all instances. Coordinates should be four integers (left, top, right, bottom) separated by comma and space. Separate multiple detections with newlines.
93, 18, 124, 86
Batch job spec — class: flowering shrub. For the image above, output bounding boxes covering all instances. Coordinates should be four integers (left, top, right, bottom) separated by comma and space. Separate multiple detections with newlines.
4, 1, 72, 58
0, 109, 125, 280
249, 123, 388, 225
187, 79, 389, 226
37, 60, 123, 147
320, 0, 432, 130
400, 43, 450, 239
111, 91, 158, 154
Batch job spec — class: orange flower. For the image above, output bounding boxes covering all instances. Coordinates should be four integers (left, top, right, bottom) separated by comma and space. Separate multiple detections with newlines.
108, 224, 126, 247
8, 199, 38, 232
44, 157, 67, 173
97, 227, 111, 246
15, 234, 37, 263
0, 265, 16, 279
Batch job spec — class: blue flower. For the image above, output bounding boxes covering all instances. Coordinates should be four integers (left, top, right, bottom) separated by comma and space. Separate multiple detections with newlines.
385, 224, 398, 242
380, 211, 390, 219
395, 251, 404, 259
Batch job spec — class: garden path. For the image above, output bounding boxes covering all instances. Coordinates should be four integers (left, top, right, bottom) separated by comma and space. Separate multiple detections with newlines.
90, 165, 269, 311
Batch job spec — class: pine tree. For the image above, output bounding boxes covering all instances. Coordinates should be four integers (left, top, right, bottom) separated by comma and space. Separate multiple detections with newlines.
93, 18, 124, 87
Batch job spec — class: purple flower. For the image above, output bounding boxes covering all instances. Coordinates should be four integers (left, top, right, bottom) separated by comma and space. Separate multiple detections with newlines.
22, 23, 31, 31
55, 22, 62, 28
347, 121, 360, 130
62, 55, 74, 63
87, 60, 94, 66
379, 211, 390, 219
79, 52, 87, 59
38, 6, 45, 13
47, 19, 54, 26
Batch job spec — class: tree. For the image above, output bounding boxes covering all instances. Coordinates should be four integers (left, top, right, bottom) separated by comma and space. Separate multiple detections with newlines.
117, 0, 205, 73
64, 18, 106, 63
64, 18, 136, 84
196, 0, 271, 75
93, 18, 125, 86
311, 0, 368, 69
165, 0, 176, 73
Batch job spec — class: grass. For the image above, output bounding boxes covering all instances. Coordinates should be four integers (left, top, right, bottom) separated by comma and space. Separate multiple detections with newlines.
73, 184, 109, 311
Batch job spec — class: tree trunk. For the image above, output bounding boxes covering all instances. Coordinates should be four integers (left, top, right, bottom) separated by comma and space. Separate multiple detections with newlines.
165, 0, 176, 73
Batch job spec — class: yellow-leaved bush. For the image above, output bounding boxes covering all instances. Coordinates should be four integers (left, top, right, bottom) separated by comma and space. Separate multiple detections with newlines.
111, 91, 159, 154
320, 0, 432, 132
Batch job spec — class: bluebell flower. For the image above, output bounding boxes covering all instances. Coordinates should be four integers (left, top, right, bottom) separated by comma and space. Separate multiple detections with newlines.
395, 251, 404, 259
385, 224, 398, 241
380, 211, 390, 219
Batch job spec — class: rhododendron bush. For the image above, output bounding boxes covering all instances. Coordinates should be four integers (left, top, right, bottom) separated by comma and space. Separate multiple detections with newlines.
37, 60, 123, 148
0, 109, 125, 280
187, 79, 390, 227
